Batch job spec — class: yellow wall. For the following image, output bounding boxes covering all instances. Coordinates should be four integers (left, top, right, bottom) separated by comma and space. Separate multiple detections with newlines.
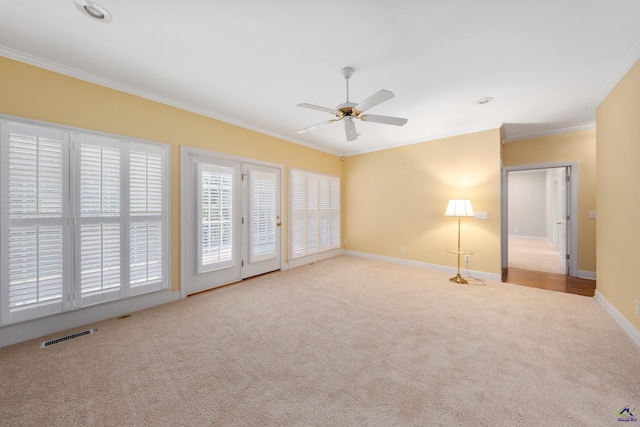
502, 129, 597, 273
596, 59, 640, 332
344, 129, 503, 275
0, 57, 342, 291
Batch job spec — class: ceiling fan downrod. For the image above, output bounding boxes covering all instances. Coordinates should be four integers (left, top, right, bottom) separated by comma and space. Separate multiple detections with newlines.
342, 67, 354, 103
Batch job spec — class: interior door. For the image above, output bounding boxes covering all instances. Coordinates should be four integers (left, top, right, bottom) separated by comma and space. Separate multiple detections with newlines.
242, 163, 281, 279
557, 167, 569, 274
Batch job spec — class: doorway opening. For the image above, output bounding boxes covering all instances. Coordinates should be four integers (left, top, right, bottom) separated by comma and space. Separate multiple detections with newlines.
507, 167, 569, 274
502, 162, 580, 288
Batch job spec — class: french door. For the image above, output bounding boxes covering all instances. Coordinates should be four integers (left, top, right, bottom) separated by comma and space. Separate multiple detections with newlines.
241, 163, 281, 278
181, 148, 282, 295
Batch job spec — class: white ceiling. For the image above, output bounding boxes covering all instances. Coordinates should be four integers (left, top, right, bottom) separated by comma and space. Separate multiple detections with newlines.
1, 1, 640, 156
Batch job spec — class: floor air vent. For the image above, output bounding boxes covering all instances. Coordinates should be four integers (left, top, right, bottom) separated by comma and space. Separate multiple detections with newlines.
40, 329, 94, 348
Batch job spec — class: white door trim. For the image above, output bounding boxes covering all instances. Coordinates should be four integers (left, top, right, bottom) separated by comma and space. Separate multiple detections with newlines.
502, 161, 579, 276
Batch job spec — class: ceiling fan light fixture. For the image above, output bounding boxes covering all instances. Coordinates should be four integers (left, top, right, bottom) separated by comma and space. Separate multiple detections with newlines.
74, 0, 112, 23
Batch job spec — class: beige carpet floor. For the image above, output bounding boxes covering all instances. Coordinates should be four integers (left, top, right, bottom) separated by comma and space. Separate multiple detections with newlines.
1, 255, 638, 426
509, 236, 566, 274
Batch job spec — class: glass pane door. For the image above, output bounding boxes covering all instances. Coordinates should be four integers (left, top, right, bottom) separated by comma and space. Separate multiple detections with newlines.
242, 163, 281, 279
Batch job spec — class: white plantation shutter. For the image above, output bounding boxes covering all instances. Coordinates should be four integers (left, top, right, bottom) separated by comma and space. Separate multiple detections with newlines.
319, 179, 331, 247
249, 169, 276, 262
129, 145, 165, 292
1, 119, 168, 325
330, 179, 340, 247
290, 169, 340, 259
291, 170, 306, 256
76, 135, 123, 305
198, 163, 234, 272
1, 123, 70, 324
306, 174, 319, 252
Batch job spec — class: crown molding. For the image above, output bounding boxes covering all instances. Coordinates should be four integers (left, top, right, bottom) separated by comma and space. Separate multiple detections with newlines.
590, 39, 640, 109
343, 123, 505, 156
504, 123, 596, 143
0, 46, 340, 154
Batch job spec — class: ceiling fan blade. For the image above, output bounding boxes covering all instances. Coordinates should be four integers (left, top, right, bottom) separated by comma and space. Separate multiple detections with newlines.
344, 116, 357, 141
297, 119, 338, 134
355, 89, 395, 113
297, 103, 337, 115
360, 114, 408, 126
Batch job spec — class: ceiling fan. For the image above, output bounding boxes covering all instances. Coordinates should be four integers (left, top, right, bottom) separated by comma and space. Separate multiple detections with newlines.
296, 67, 408, 141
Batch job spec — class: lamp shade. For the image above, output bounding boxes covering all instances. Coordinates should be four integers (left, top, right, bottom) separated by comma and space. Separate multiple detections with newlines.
444, 199, 474, 217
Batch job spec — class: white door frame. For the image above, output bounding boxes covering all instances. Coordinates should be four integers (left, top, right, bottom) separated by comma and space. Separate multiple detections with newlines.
180, 146, 284, 298
501, 161, 578, 276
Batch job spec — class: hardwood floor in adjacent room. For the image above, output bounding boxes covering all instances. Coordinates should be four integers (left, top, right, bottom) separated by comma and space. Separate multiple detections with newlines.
502, 268, 596, 297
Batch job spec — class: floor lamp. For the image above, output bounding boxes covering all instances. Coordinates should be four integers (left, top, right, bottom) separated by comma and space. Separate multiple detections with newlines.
445, 199, 474, 284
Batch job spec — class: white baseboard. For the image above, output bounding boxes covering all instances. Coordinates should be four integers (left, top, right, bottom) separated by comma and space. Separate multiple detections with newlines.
287, 248, 344, 270
577, 270, 596, 280
0, 289, 180, 348
594, 290, 640, 348
343, 250, 502, 282
508, 235, 547, 240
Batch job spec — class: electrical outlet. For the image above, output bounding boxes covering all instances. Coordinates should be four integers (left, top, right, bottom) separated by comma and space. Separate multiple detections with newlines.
635, 300, 640, 315
400, 246, 405, 253
464, 254, 471, 262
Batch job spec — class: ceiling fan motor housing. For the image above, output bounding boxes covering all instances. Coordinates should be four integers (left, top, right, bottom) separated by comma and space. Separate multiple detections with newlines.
336, 102, 358, 118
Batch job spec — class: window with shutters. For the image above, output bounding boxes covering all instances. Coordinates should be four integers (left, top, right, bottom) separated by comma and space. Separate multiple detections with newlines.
250, 169, 276, 262
129, 146, 166, 293
197, 163, 234, 273
1, 123, 70, 324
77, 135, 122, 306
0, 120, 169, 325
290, 169, 340, 259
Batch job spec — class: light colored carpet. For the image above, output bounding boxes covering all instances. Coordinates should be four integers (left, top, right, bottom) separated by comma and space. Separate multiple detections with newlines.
509, 236, 565, 274
1, 255, 638, 426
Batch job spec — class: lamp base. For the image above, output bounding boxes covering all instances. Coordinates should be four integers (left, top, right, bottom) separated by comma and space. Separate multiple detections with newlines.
449, 274, 468, 285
